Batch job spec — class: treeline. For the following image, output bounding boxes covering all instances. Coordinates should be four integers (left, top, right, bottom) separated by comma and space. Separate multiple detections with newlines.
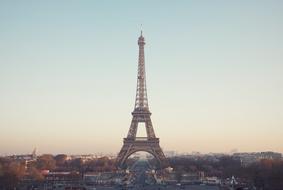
169, 156, 283, 190
49, 154, 117, 172
0, 158, 26, 189
0, 154, 117, 189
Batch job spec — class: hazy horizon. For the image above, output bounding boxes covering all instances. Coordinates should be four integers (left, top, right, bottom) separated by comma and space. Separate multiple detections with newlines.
2, 149, 282, 157
0, 0, 282, 155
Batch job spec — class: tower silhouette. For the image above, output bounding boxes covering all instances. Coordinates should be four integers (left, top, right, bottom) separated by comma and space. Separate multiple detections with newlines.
116, 32, 168, 169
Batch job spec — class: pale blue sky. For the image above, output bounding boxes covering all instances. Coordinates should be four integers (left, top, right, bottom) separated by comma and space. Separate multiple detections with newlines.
0, 0, 282, 155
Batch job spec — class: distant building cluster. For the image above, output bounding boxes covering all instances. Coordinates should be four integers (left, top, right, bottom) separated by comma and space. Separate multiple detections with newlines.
4, 149, 282, 166
6, 148, 37, 161
163, 151, 282, 166
232, 151, 282, 166
66, 154, 116, 163
1, 149, 282, 189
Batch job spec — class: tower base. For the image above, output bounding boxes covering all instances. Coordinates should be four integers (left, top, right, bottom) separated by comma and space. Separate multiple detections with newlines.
116, 138, 169, 169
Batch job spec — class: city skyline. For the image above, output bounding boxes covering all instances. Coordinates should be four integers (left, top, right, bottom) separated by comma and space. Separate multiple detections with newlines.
0, 0, 283, 155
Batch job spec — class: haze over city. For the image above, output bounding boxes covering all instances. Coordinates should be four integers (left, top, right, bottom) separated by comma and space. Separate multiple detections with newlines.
0, 0, 282, 155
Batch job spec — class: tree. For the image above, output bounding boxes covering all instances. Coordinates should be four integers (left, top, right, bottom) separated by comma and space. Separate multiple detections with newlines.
0, 163, 3, 176
29, 167, 44, 181
174, 165, 185, 183
54, 154, 68, 167
0, 160, 26, 189
36, 154, 56, 170
69, 158, 83, 171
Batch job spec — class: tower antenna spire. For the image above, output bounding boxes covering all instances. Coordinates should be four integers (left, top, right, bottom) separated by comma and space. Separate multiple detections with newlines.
140, 24, 143, 36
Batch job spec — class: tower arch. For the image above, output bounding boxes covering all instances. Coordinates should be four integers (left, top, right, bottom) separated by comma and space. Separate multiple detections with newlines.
118, 146, 164, 169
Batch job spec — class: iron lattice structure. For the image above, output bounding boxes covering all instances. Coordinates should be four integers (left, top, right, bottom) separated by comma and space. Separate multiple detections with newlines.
116, 32, 168, 169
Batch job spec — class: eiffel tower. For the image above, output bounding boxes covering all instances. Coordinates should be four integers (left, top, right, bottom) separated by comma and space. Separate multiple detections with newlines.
116, 32, 168, 169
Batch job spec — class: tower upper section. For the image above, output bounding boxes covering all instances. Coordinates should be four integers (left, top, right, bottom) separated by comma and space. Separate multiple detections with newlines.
134, 31, 149, 112
138, 31, 145, 46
